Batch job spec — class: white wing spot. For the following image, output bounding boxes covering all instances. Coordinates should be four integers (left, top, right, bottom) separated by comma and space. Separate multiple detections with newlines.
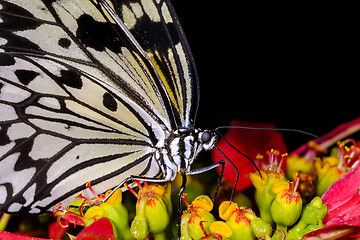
141, 0, 160, 22
0, 142, 15, 157
8, 203, 22, 213
0, 104, 17, 121
29, 134, 71, 161
161, 3, 172, 24
130, 2, 144, 18
0, 37, 7, 48
122, 5, 136, 29
7, 123, 35, 141
23, 183, 36, 207
29, 208, 41, 214
0, 186, 7, 204
38, 97, 62, 110
0, 81, 31, 103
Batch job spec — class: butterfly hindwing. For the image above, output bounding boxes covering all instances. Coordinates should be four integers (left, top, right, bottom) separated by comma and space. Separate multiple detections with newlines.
0, 53, 164, 213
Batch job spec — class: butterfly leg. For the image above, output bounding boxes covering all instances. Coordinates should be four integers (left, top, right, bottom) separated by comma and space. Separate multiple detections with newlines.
85, 174, 171, 213
176, 170, 187, 240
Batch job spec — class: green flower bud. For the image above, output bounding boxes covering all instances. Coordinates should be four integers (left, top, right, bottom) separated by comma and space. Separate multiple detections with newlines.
188, 208, 215, 240
270, 179, 303, 227
180, 195, 216, 240
145, 196, 169, 239
218, 202, 255, 240
300, 196, 327, 226
287, 196, 327, 239
226, 210, 255, 240
180, 213, 192, 240
250, 167, 286, 224
131, 215, 150, 240
131, 196, 149, 240
244, 212, 272, 238
128, 182, 172, 240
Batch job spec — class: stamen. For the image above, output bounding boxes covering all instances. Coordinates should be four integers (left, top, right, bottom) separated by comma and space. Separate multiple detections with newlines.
293, 174, 302, 196
85, 182, 100, 201
181, 193, 190, 207
143, 179, 150, 193
125, 183, 139, 199
135, 180, 143, 192
279, 153, 287, 169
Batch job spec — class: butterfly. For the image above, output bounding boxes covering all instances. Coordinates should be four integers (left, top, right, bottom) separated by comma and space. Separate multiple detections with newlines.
0, 0, 223, 216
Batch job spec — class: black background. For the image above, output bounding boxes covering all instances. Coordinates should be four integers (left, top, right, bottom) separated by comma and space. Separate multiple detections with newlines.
171, 2, 358, 150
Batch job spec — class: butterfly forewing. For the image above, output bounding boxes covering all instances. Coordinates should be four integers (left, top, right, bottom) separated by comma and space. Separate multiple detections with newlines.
0, 0, 199, 214
117, 0, 200, 127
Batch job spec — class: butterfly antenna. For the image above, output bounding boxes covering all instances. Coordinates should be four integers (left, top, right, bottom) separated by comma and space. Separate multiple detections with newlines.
215, 125, 323, 142
214, 129, 262, 175
213, 125, 322, 202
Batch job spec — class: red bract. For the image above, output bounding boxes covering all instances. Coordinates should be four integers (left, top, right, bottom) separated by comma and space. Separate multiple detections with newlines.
303, 163, 360, 239
211, 120, 287, 190
322, 164, 360, 228
0, 231, 48, 240
292, 116, 360, 157
76, 217, 117, 240
48, 221, 68, 240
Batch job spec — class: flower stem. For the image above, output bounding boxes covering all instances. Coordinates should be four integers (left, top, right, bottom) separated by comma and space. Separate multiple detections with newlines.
0, 213, 11, 231
154, 232, 167, 240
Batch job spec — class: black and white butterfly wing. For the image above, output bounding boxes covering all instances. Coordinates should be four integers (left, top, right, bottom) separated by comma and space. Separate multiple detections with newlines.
0, 0, 199, 214
0, 54, 162, 214
117, 0, 200, 127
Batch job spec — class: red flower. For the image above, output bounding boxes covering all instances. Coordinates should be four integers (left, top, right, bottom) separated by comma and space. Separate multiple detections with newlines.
212, 120, 287, 190
303, 162, 360, 239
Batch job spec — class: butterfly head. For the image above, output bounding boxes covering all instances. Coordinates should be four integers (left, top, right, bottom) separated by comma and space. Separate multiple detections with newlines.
198, 130, 217, 151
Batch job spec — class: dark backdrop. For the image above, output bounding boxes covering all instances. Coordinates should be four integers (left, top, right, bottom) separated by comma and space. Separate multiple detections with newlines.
171, 2, 358, 150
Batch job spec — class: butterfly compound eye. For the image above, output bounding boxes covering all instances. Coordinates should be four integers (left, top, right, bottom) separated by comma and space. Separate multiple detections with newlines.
201, 131, 212, 143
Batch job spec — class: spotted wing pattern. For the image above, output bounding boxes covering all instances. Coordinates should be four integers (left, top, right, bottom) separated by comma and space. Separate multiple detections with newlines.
0, 0, 198, 214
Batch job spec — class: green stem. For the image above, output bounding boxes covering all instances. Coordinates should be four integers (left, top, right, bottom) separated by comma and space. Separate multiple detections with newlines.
154, 232, 167, 240
0, 213, 11, 231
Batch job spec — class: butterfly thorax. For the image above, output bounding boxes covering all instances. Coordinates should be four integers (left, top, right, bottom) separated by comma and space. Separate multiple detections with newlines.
154, 128, 217, 181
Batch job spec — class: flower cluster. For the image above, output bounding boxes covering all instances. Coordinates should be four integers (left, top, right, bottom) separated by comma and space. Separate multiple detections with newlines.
1, 118, 360, 239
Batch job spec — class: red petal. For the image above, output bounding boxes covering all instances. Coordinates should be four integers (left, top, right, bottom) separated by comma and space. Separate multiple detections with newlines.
211, 120, 287, 190
49, 221, 69, 240
302, 225, 360, 240
322, 164, 360, 225
292, 116, 360, 156
75, 218, 116, 240
0, 231, 49, 240
325, 204, 360, 228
